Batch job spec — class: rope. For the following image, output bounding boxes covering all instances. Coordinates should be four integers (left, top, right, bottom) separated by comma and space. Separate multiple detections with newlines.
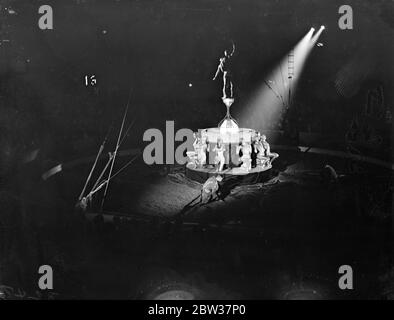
101, 87, 133, 210
108, 153, 140, 181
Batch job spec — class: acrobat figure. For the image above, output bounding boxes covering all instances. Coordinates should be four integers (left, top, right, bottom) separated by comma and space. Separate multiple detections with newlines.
260, 134, 279, 166
213, 42, 235, 99
213, 139, 226, 172
186, 132, 201, 168
198, 137, 209, 167
237, 138, 252, 172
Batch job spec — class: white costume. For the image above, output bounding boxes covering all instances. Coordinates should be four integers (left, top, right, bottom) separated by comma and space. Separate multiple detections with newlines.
238, 142, 252, 172
198, 139, 208, 167
213, 142, 226, 172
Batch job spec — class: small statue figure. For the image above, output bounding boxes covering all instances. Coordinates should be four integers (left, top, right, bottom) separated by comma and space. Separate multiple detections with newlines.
213, 42, 235, 99
213, 138, 226, 172
237, 138, 252, 172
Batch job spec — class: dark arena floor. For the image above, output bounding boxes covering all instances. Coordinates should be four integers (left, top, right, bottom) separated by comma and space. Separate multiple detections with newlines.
2, 148, 391, 300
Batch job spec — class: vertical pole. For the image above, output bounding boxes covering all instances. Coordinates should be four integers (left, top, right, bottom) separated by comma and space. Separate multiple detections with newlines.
100, 89, 132, 210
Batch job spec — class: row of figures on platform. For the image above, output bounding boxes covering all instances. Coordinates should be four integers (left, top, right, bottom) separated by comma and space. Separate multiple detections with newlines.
187, 132, 279, 173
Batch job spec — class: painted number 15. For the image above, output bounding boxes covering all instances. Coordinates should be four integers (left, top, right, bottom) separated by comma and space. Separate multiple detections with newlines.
84, 75, 97, 87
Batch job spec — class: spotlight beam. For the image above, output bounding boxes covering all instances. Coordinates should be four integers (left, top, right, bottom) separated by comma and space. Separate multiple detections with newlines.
238, 28, 317, 131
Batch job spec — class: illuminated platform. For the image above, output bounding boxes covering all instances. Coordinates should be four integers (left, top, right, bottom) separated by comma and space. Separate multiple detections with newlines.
200, 127, 256, 144
187, 122, 275, 183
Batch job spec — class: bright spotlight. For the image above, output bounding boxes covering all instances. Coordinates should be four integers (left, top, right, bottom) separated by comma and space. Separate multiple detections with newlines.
311, 27, 315, 31
310, 25, 325, 48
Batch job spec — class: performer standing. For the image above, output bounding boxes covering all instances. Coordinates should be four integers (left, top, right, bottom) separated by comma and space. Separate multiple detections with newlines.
186, 132, 201, 168
237, 138, 252, 172
192, 132, 201, 150
213, 42, 236, 99
213, 139, 226, 172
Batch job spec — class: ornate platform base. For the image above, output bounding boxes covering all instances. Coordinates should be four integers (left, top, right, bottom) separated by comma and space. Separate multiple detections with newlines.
185, 163, 273, 184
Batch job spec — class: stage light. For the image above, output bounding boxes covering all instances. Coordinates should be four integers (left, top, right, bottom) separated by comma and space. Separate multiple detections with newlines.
311, 27, 315, 32
310, 25, 325, 47
188, 83, 193, 87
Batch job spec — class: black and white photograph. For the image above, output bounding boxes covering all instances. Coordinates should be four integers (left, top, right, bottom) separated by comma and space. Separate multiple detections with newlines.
0, 0, 393, 305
